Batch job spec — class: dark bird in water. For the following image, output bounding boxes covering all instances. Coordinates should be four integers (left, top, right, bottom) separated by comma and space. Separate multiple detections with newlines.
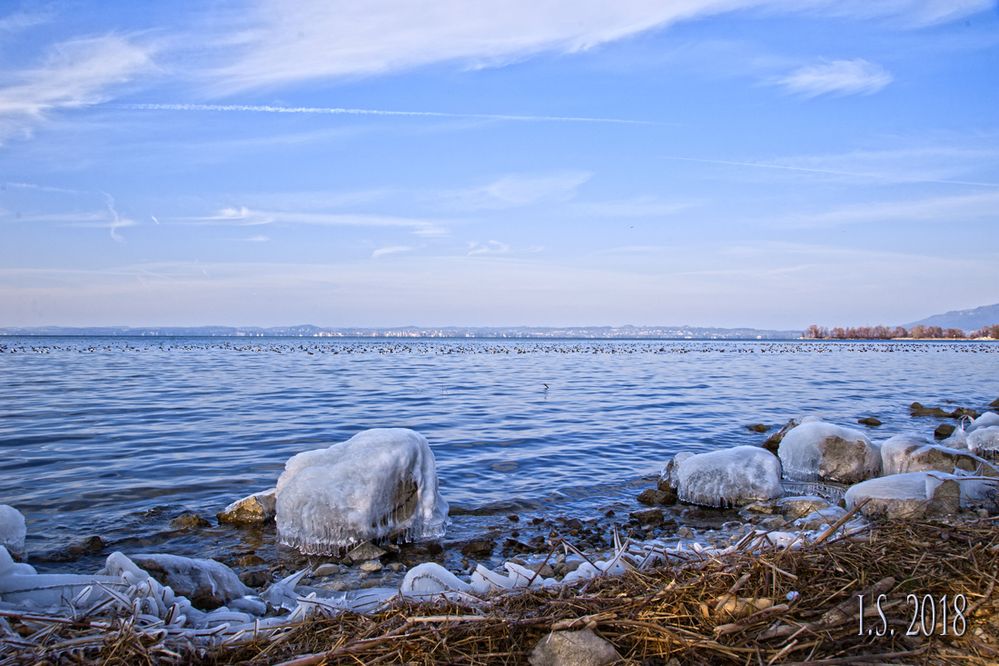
543, 383, 549, 390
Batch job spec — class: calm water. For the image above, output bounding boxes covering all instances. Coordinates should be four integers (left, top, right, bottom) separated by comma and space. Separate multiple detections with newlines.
1, 337, 996, 564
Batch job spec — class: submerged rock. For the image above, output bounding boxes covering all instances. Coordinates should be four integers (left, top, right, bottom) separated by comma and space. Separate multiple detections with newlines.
880, 435, 996, 476
779, 422, 880, 484
217, 489, 277, 525
529, 628, 621, 666
130, 553, 251, 609
0, 505, 26, 559
669, 446, 782, 508
171, 512, 211, 530
934, 423, 956, 440
857, 417, 882, 427
845, 472, 960, 520
276, 428, 448, 555
909, 402, 953, 418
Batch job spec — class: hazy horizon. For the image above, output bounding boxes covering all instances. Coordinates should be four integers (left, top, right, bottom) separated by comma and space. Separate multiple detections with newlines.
2, 1, 998, 329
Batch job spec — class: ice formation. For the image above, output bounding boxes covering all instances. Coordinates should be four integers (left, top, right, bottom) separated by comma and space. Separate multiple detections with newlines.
276, 428, 448, 555
968, 426, 999, 459
880, 434, 996, 476
968, 411, 999, 432
130, 553, 251, 608
778, 422, 880, 484
0, 504, 26, 558
671, 446, 782, 508
841, 471, 999, 520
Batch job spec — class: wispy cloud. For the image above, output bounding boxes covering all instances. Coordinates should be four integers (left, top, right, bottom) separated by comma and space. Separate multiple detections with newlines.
185, 206, 448, 237
779, 191, 999, 228
242, 234, 269, 242
115, 102, 651, 125
572, 196, 695, 217
0, 35, 156, 144
436, 171, 591, 211
774, 59, 892, 98
467, 240, 511, 256
201, 1, 990, 93
372, 245, 414, 259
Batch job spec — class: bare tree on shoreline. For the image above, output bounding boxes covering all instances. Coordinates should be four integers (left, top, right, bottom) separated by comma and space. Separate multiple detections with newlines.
803, 323, 999, 340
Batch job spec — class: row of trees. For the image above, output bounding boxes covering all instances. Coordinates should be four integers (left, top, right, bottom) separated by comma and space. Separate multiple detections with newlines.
803, 324, 999, 340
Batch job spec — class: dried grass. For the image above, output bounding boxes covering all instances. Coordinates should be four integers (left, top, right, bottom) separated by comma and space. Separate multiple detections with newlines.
3, 518, 997, 665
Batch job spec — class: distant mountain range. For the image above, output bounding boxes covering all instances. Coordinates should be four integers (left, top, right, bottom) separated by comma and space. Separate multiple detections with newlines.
0, 324, 802, 340
906, 303, 999, 331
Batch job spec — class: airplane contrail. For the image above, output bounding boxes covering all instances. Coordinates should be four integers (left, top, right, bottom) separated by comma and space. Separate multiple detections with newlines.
661, 155, 999, 188
113, 102, 654, 126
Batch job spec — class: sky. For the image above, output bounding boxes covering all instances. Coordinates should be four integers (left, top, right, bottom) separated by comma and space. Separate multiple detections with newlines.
0, 0, 998, 330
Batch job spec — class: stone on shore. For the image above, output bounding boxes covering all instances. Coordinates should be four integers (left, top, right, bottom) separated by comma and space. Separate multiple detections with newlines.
668, 446, 782, 508
880, 435, 997, 476
0, 505, 26, 559
777, 495, 833, 519
934, 423, 956, 440
529, 628, 622, 666
779, 422, 881, 484
844, 472, 960, 520
130, 553, 251, 609
276, 428, 448, 555
217, 489, 277, 525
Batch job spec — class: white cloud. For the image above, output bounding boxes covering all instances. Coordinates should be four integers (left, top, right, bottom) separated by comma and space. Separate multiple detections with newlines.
242, 234, 270, 242
437, 171, 591, 211
467, 240, 511, 256
781, 191, 999, 227
186, 206, 447, 236
206, 1, 988, 93
775, 58, 892, 98
0, 35, 156, 144
372, 245, 413, 258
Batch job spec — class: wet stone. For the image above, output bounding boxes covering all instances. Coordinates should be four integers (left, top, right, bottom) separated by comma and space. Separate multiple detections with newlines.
170, 513, 211, 530
858, 417, 882, 427
746, 423, 769, 433
934, 423, 957, 439
629, 508, 665, 526
636, 488, 674, 506
359, 559, 383, 573
346, 541, 387, 563
460, 539, 496, 558
239, 569, 270, 588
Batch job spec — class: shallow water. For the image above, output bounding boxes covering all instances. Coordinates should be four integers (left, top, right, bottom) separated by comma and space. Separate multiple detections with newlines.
0, 337, 996, 568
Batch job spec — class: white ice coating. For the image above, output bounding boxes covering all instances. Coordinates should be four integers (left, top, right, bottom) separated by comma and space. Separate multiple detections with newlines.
0, 505, 26, 559
129, 553, 251, 607
778, 422, 880, 484
880, 434, 996, 476
968, 411, 999, 432
673, 446, 782, 508
276, 428, 449, 555
968, 426, 999, 459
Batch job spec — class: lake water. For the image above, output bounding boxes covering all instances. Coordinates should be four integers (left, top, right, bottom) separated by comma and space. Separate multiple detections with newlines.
1, 337, 996, 568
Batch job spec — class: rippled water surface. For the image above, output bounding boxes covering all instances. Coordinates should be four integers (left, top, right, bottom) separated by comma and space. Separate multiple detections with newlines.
1, 337, 996, 562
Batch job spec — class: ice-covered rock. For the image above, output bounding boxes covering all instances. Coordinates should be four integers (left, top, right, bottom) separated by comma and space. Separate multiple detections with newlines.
880, 435, 997, 476
276, 428, 448, 555
218, 488, 276, 525
671, 446, 782, 508
400, 562, 471, 597
659, 451, 693, 491
779, 422, 880, 484
129, 553, 251, 609
968, 426, 999, 460
968, 411, 999, 432
844, 472, 960, 520
0, 505, 26, 559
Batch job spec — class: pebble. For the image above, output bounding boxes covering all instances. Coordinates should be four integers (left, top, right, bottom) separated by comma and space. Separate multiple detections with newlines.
314, 563, 345, 577
359, 560, 383, 573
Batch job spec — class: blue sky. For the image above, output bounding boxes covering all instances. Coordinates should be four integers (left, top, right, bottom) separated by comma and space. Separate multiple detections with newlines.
1, 0, 997, 329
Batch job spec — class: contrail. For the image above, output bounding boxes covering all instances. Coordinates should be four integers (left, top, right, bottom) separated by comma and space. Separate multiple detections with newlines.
113, 102, 653, 126
661, 155, 999, 189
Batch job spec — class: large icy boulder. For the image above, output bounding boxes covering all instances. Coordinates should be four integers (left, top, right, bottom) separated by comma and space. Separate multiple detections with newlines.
276, 428, 448, 555
130, 553, 251, 609
670, 446, 782, 508
880, 434, 997, 476
968, 426, 999, 460
0, 505, 26, 559
968, 411, 999, 432
844, 472, 960, 520
778, 422, 880, 484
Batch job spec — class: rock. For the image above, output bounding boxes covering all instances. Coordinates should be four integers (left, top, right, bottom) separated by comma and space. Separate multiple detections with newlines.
39, 535, 107, 563
671, 446, 782, 508
529, 628, 622, 666
460, 539, 496, 558
968, 426, 999, 460
952, 407, 979, 420
991, 398, 999, 409
637, 488, 674, 506
507, 514, 520, 522
934, 423, 956, 439
359, 560, 383, 573
779, 422, 881, 484
746, 423, 768, 433
777, 495, 832, 519
130, 553, 251, 609
217, 489, 277, 525
909, 402, 952, 418
844, 472, 961, 520
170, 512, 211, 530
676, 526, 694, 538
276, 428, 448, 555
313, 563, 345, 577
629, 508, 664, 526
239, 569, 270, 588
741, 500, 778, 515
346, 541, 387, 563
759, 516, 786, 530
857, 417, 882, 427
0, 505, 26, 559
235, 553, 265, 567
762, 417, 812, 453
881, 435, 997, 476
